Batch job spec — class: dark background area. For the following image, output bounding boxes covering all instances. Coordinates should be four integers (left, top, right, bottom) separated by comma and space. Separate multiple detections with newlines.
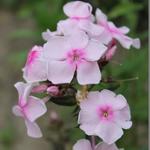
0, 0, 148, 150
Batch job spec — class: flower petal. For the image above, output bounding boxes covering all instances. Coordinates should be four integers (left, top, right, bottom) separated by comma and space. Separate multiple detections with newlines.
118, 26, 130, 34
114, 34, 133, 49
96, 30, 112, 45
63, 1, 92, 18
12, 105, 23, 117
79, 109, 100, 135
132, 38, 141, 49
57, 19, 79, 35
98, 90, 127, 110
77, 61, 101, 85
24, 96, 47, 122
80, 91, 101, 110
42, 29, 60, 41
14, 82, 34, 106
25, 119, 42, 138
85, 40, 107, 61
79, 21, 104, 36
80, 124, 97, 135
48, 60, 75, 84
78, 109, 99, 125
68, 31, 89, 49
96, 8, 108, 24
95, 121, 123, 144
96, 142, 119, 150
43, 37, 70, 60
73, 139, 92, 150
23, 59, 47, 82
114, 106, 132, 129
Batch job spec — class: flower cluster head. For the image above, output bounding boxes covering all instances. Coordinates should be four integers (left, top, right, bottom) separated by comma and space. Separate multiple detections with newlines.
12, 1, 140, 149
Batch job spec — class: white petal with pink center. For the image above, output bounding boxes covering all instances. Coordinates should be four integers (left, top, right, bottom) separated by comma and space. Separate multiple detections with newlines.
78, 90, 132, 144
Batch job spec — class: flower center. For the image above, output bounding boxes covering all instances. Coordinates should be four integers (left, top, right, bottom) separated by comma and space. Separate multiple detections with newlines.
98, 105, 114, 121
103, 111, 109, 118
66, 49, 85, 66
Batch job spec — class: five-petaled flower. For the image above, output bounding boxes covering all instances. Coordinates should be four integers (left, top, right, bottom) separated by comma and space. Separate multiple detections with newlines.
78, 89, 132, 144
43, 31, 107, 85
12, 82, 47, 138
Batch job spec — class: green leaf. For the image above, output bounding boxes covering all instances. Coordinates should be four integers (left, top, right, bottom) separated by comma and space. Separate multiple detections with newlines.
50, 95, 77, 106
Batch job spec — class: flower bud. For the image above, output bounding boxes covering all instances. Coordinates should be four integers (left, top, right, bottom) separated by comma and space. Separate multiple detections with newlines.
32, 84, 48, 93
47, 86, 59, 96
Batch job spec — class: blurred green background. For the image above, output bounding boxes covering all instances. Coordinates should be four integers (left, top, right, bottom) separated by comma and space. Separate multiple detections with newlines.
0, 0, 148, 150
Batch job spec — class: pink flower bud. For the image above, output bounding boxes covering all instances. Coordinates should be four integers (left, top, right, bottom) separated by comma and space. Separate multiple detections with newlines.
102, 39, 117, 61
47, 86, 59, 96
105, 45, 117, 61
32, 84, 48, 93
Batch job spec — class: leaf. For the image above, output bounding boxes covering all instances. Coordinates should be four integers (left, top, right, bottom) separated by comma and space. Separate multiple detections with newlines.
50, 95, 77, 106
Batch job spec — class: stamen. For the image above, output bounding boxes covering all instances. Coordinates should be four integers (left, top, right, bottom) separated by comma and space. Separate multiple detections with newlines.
103, 111, 108, 118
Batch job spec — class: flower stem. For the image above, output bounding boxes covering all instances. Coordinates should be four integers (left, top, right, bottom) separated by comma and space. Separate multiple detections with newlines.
102, 76, 139, 83
91, 136, 96, 150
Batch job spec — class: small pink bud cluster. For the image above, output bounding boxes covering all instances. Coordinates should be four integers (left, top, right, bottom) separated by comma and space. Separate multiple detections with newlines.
12, 1, 140, 149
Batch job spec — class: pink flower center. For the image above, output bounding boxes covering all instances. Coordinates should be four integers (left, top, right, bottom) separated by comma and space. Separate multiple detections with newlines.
66, 49, 85, 67
98, 105, 114, 121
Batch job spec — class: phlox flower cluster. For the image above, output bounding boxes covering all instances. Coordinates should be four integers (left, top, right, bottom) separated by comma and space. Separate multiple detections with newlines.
12, 1, 140, 149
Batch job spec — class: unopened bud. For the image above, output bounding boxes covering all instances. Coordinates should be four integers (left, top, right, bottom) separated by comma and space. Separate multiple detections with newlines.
47, 86, 59, 96
32, 84, 48, 93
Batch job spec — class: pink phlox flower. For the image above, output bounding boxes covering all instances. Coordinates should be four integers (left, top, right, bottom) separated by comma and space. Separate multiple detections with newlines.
73, 139, 119, 150
96, 9, 140, 49
12, 82, 47, 138
57, 1, 103, 37
43, 31, 107, 85
78, 89, 132, 144
23, 45, 48, 82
